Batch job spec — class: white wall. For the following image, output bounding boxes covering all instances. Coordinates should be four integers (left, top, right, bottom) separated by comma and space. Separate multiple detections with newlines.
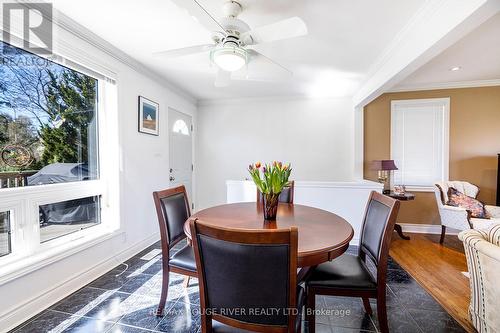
117, 69, 196, 247
196, 97, 355, 210
0, 12, 197, 331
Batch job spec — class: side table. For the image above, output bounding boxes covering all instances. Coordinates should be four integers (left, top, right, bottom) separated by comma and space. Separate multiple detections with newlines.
387, 191, 415, 240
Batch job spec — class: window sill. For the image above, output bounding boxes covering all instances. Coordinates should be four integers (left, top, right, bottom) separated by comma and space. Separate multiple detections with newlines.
0, 227, 124, 286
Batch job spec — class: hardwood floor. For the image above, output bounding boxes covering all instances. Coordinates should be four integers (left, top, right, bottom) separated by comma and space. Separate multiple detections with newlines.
390, 232, 474, 332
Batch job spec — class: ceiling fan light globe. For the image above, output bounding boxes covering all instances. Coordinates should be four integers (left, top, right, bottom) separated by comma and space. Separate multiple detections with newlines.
215, 54, 245, 71
212, 47, 247, 72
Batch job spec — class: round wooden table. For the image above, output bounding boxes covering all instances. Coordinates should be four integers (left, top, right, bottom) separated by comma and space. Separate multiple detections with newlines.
184, 202, 354, 268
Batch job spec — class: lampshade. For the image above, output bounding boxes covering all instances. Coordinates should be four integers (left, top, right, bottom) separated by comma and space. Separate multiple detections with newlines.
371, 160, 398, 171
212, 46, 247, 72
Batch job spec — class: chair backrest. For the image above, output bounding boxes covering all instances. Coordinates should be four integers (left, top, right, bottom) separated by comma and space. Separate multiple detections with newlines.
257, 180, 295, 204
153, 185, 191, 249
435, 181, 479, 206
434, 184, 445, 209
358, 191, 400, 285
190, 219, 298, 333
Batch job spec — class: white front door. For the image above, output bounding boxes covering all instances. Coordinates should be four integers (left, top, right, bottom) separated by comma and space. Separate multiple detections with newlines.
168, 108, 193, 208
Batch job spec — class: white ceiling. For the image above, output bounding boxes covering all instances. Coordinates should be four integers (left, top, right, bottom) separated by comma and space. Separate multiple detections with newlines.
394, 12, 500, 91
52, 0, 426, 101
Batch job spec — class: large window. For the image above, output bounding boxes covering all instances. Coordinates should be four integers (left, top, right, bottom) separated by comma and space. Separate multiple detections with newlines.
0, 40, 113, 271
0, 41, 98, 188
391, 98, 450, 190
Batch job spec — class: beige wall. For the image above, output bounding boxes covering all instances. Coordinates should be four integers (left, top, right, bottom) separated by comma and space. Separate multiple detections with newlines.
364, 86, 500, 225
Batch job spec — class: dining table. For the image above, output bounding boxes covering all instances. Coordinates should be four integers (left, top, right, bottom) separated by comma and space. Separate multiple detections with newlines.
183, 202, 354, 269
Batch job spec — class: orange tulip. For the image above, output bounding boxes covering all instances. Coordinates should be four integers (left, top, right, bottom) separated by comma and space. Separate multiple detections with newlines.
255, 162, 261, 168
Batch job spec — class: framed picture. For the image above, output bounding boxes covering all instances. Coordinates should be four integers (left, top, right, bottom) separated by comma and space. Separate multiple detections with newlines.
138, 96, 159, 135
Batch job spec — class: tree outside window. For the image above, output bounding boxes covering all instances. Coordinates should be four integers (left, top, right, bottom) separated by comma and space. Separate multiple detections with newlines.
0, 41, 98, 187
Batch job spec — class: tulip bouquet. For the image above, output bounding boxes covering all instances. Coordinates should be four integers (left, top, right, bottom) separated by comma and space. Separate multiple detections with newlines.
248, 161, 292, 220
248, 161, 292, 195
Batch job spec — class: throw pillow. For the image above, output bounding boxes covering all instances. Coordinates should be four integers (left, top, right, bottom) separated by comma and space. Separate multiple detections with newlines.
446, 187, 488, 219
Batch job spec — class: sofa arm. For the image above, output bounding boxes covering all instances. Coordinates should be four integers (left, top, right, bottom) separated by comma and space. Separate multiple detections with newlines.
485, 205, 500, 219
459, 229, 487, 242
440, 205, 472, 230
475, 239, 500, 262
460, 229, 500, 262
459, 227, 500, 332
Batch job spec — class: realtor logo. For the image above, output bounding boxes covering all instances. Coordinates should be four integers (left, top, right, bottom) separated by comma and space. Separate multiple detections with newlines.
2, 2, 53, 54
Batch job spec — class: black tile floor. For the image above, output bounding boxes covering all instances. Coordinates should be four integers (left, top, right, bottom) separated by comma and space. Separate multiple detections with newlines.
10, 242, 465, 333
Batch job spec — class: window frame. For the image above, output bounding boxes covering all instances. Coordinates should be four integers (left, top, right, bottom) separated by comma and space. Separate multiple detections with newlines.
390, 98, 450, 192
0, 210, 12, 257
0, 41, 120, 283
0, 206, 16, 258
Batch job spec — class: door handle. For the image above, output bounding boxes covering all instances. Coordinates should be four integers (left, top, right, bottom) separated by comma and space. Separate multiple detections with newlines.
170, 176, 175, 181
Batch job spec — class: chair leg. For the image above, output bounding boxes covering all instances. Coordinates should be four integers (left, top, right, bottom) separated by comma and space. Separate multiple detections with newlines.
376, 296, 389, 333
306, 290, 316, 333
362, 297, 373, 315
183, 276, 191, 288
201, 313, 212, 333
155, 268, 169, 316
440, 225, 446, 244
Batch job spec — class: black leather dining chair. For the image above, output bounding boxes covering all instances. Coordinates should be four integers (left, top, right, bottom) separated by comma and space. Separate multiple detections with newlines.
305, 191, 400, 333
257, 180, 295, 204
190, 218, 305, 333
153, 185, 197, 316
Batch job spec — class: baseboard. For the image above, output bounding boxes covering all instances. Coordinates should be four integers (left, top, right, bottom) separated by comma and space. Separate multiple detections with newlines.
2, 232, 160, 332
398, 223, 459, 235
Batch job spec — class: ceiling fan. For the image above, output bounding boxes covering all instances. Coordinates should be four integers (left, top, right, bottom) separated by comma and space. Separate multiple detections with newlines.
155, 0, 308, 87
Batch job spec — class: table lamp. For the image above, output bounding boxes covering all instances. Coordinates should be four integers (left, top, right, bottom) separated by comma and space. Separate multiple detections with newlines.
371, 160, 398, 194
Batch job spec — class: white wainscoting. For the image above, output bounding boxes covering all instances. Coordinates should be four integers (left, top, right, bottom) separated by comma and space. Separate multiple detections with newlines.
226, 180, 384, 243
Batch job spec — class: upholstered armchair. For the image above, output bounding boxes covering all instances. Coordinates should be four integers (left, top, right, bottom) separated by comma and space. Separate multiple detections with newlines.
459, 225, 500, 333
434, 181, 500, 243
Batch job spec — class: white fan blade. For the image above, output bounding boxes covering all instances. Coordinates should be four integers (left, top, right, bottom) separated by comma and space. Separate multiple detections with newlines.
241, 17, 307, 45
153, 44, 214, 58
215, 68, 231, 87
232, 49, 292, 81
171, 0, 226, 33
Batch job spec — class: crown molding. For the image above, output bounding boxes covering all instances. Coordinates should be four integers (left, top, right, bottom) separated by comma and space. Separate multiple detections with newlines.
54, 11, 198, 105
388, 79, 500, 93
3, 1, 197, 105
197, 94, 353, 107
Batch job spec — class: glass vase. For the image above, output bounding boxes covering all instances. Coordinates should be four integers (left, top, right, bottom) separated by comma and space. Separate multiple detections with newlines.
263, 192, 280, 220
